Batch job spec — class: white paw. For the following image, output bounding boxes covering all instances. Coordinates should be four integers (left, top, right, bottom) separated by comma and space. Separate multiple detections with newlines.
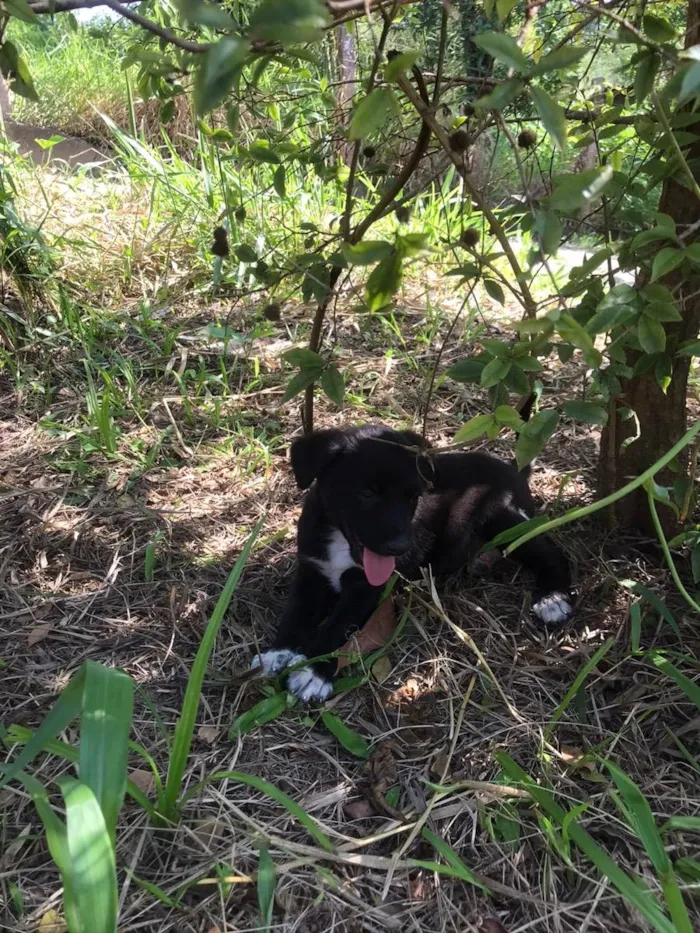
533, 592, 573, 626
251, 649, 306, 676
288, 666, 334, 703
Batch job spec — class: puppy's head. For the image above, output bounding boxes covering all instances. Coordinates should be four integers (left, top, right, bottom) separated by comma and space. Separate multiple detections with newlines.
290, 426, 429, 586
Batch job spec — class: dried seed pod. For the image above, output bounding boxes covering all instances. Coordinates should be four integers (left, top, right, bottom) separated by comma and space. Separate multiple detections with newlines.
460, 227, 480, 249
362, 145, 376, 159
449, 129, 470, 153
394, 206, 411, 223
263, 303, 281, 321
211, 226, 229, 257
518, 128, 537, 150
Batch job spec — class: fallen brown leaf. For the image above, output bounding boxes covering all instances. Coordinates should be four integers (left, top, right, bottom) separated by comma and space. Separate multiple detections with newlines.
344, 798, 376, 820
38, 911, 67, 933
198, 724, 219, 744
371, 655, 392, 683
480, 919, 509, 933
337, 595, 396, 672
128, 768, 156, 795
28, 623, 52, 647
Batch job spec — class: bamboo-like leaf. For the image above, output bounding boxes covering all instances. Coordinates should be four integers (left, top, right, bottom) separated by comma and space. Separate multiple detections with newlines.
161, 518, 264, 820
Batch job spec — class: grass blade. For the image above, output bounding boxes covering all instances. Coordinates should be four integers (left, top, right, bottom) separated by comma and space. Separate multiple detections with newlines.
162, 517, 264, 820
651, 653, 700, 709
0, 665, 85, 791
79, 661, 134, 842
420, 828, 489, 892
60, 777, 118, 933
14, 771, 82, 933
180, 769, 334, 851
545, 638, 614, 741
497, 753, 675, 933
257, 846, 276, 932
4, 725, 158, 819
321, 711, 371, 759
605, 761, 693, 933
229, 692, 288, 738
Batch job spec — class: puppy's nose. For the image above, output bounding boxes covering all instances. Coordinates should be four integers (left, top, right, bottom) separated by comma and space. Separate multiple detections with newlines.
384, 534, 411, 556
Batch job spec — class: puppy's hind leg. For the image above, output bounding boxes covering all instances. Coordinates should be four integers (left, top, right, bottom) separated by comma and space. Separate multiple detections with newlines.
479, 507, 573, 626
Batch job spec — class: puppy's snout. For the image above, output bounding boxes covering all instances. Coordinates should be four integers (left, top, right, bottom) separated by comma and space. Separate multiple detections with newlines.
384, 534, 411, 556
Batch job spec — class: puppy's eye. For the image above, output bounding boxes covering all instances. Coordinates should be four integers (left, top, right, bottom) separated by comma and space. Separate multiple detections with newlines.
360, 487, 378, 501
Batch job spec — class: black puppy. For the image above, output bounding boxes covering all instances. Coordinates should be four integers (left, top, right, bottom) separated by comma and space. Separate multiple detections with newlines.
251, 422, 573, 702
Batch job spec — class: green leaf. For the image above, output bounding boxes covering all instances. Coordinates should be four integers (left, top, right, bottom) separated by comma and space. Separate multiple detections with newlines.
481, 338, 510, 358
193, 37, 250, 116
604, 762, 673, 880
651, 653, 700, 710
497, 754, 676, 933
481, 515, 550, 551
638, 316, 666, 354
446, 359, 485, 383
643, 301, 681, 322
161, 520, 263, 821
235, 244, 258, 263
585, 302, 637, 335
246, 143, 281, 164
545, 639, 614, 741
548, 167, 612, 211
662, 816, 700, 833
496, 0, 517, 25
651, 248, 685, 282
473, 31, 529, 72
678, 339, 700, 356
229, 693, 288, 738
176, 0, 237, 29
349, 87, 396, 140
454, 413, 494, 444
480, 358, 511, 388
283, 348, 324, 370
635, 52, 660, 104
563, 401, 608, 425
515, 409, 559, 469
475, 78, 524, 111
0, 666, 85, 792
530, 46, 587, 77
3, 0, 39, 24
62, 778, 118, 933
79, 662, 133, 845
494, 405, 523, 428
384, 50, 419, 81
257, 846, 276, 933
283, 369, 318, 402
529, 85, 566, 151
642, 14, 677, 44
534, 210, 562, 255
680, 61, 700, 102
321, 712, 370, 759
514, 355, 543, 372
484, 279, 505, 305
341, 240, 394, 266
273, 165, 286, 199
365, 249, 403, 311
249, 0, 330, 44
321, 365, 345, 406
421, 828, 489, 891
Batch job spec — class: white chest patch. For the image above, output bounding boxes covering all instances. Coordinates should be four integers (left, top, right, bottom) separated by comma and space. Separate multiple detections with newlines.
307, 528, 359, 592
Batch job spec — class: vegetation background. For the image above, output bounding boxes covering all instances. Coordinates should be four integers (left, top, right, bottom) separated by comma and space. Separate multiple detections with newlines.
0, 1, 699, 932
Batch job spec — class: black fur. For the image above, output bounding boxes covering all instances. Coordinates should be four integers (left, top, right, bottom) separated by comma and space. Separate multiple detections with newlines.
253, 419, 573, 701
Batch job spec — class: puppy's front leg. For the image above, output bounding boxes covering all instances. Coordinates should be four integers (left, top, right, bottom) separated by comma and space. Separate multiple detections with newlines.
287, 569, 381, 703
250, 562, 332, 679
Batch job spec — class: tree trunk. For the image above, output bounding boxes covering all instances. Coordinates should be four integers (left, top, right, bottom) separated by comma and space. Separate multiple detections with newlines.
598, 0, 700, 533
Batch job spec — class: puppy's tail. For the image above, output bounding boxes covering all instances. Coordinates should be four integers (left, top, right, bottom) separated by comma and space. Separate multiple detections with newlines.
515, 392, 538, 478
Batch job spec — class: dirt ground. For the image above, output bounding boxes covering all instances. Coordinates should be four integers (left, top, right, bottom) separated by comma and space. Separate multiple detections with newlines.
0, 272, 699, 933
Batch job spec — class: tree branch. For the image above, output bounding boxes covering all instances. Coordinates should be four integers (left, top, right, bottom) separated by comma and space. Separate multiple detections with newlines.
100, 0, 210, 53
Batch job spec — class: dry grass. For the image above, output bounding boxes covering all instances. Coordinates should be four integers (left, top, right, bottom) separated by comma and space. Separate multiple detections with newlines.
0, 170, 699, 933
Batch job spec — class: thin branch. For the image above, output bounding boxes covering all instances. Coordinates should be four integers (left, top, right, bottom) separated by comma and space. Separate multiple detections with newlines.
396, 72, 537, 317
28, 0, 140, 11
98, 0, 209, 52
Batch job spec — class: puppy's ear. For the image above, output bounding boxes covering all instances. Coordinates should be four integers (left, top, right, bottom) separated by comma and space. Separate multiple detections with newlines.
290, 429, 345, 489
394, 430, 431, 450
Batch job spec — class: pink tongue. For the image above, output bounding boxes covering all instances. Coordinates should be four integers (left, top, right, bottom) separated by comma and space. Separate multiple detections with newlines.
362, 549, 396, 587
